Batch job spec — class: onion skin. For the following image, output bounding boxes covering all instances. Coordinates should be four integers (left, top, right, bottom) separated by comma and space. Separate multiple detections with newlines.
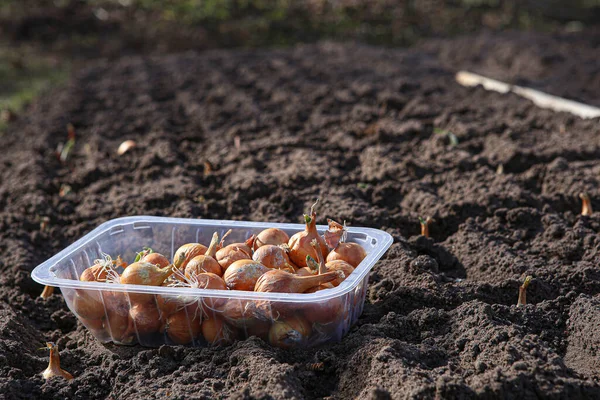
104, 292, 131, 343
193, 273, 228, 314
80, 316, 105, 333
192, 273, 228, 290
40, 285, 54, 299
120, 262, 175, 303
80, 264, 111, 282
323, 218, 345, 250
173, 243, 208, 271
254, 269, 342, 294
185, 255, 222, 278
223, 260, 270, 291
127, 301, 163, 335
120, 262, 174, 286
184, 232, 223, 278
245, 319, 272, 341
72, 290, 106, 320
166, 310, 201, 345
220, 299, 270, 328
243, 235, 256, 253
156, 280, 188, 317
325, 260, 354, 287
326, 242, 366, 268
159, 273, 227, 318
252, 245, 294, 271
268, 316, 312, 348
296, 267, 315, 276
253, 228, 290, 250
302, 285, 343, 325
216, 245, 252, 272
117, 139, 136, 155
202, 317, 236, 345
156, 292, 184, 317
141, 253, 171, 269
288, 209, 329, 268
42, 343, 73, 380
254, 270, 342, 319
304, 282, 334, 292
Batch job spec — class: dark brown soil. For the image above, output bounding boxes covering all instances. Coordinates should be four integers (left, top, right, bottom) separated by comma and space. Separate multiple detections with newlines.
2, 35, 600, 399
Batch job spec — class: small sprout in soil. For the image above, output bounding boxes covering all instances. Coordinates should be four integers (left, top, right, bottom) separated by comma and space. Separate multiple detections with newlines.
204, 161, 213, 176
357, 182, 369, 189
517, 276, 532, 307
580, 193, 593, 216
55, 123, 77, 164
42, 342, 73, 380
58, 131, 76, 164
434, 128, 458, 146
447, 133, 459, 146
59, 184, 72, 197
117, 139, 136, 155
496, 164, 504, 175
40, 285, 54, 299
419, 216, 432, 238
39, 216, 50, 232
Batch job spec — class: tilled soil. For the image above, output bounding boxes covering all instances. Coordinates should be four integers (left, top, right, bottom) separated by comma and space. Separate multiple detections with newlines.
1, 37, 600, 399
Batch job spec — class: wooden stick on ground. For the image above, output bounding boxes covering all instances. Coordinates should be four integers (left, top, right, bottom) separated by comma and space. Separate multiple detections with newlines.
456, 71, 600, 119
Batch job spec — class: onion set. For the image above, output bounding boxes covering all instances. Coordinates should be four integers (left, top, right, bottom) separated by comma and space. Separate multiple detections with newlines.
580, 193, 593, 216
324, 260, 354, 287
419, 216, 432, 238
142, 252, 171, 269
216, 231, 254, 271
255, 269, 343, 293
253, 228, 290, 250
202, 317, 236, 345
268, 316, 312, 348
42, 342, 73, 380
184, 232, 223, 278
323, 221, 366, 268
40, 285, 54, 299
127, 301, 163, 335
166, 309, 201, 345
173, 243, 208, 271
518, 276, 532, 306
224, 260, 270, 291
252, 244, 295, 271
288, 200, 329, 268
72, 290, 106, 320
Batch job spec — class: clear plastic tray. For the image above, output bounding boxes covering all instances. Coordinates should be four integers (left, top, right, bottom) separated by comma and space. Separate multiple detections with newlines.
31, 216, 393, 348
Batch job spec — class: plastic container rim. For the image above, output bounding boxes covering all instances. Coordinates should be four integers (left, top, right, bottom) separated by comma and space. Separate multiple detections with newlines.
31, 216, 393, 303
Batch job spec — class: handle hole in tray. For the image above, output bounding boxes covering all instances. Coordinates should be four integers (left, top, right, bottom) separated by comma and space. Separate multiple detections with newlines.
352, 233, 368, 241
371, 238, 377, 245
110, 225, 124, 235
133, 222, 151, 230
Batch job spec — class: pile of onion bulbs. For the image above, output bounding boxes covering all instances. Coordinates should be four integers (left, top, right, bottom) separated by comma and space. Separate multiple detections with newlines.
71, 201, 367, 348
